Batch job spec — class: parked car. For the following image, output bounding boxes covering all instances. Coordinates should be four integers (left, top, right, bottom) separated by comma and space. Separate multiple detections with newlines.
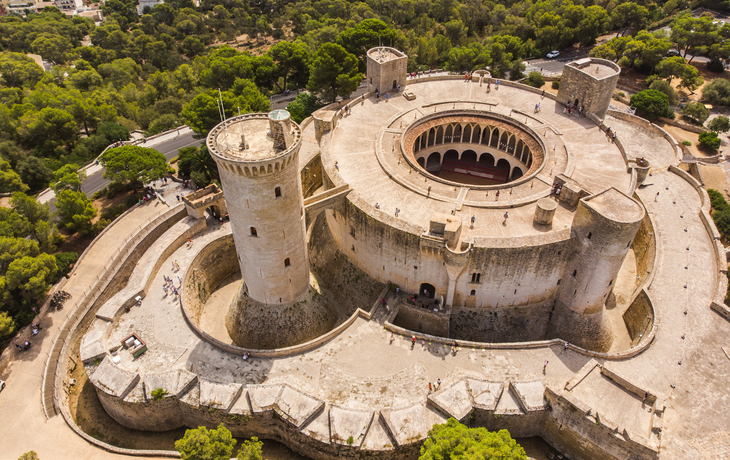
547, 50, 560, 59
667, 49, 681, 57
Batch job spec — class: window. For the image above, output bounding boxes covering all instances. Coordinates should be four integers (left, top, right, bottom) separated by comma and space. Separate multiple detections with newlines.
609, 279, 613, 286
470, 290, 476, 296
587, 232, 592, 239
557, 279, 561, 285
471, 273, 482, 283
284, 258, 290, 267
250, 227, 257, 237
572, 270, 577, 277
275, 187, 281, 198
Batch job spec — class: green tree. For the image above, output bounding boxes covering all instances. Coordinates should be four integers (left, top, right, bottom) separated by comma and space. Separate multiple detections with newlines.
670, 13, 721, 63
525, 71, 544, 88
148, 114, 180, 135
336, 19, 399, 62
10, 192, 50, 226
237, 437, 263, 460
17, 157, 53, 192
681, 101, 710, 125
0, 53, 44, 88
181, 84, 270, 136
678, 65, 704, 94
30, 33, 73, 64
6, 253, 57, 302
175, 424, 236, 460
649, 80, 678, 106
51, 163, 86, 193
308, 43, 363, 102
17, 451, 39, 460
0, 237, 40, 274
286, 92, 323, 123
611, 2, 648, 37
630, 89, 671, 121
55, 189, 97, 235
420, 418, 527, 460
100, 146, 169, 190
709, 116, 730, 133
0, 160, 29, 193
54, 252, 78, 277
18, 108, 78, 155
67, 69, 104, 92
97, 121, 131, 143
703, 78, 730, 106
699, 131, 721, 151
655, 56, 689, 84
0, 311, 16, 338
268, 41, 311, 91
177, 146, 218, 186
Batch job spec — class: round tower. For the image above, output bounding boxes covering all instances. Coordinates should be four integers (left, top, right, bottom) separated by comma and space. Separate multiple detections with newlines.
207, 110, 309, 304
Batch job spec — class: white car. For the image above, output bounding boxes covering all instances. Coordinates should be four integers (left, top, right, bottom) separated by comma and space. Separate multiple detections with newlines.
547, 51, 560, 59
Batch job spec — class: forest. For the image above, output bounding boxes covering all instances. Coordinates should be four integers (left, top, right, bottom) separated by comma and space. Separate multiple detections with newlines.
0, 0, 728, 339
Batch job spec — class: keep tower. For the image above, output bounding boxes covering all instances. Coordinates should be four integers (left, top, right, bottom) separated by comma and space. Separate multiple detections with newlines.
207, 109, 309, 305
366, 46, 408, 95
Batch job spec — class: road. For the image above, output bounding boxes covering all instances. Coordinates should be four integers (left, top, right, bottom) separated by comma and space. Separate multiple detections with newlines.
524, 48, 591, 75
42, 128, 203, 211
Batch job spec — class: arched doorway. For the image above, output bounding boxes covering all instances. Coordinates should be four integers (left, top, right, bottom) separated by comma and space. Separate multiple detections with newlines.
443, 150, 459, 162
393, 80, 398, 90
461, 150, 477, 163
511, 167, 524, 180
496, 158, 511, 172
479, 153, 495, 167
426, 152, 441, 169
417, 157, 425, 168
420, 283, 435, 299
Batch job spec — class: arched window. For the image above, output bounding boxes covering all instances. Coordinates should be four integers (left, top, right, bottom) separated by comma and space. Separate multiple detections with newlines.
284, 258, 291, 267
250, 227, 257, 237
275, 186, 281, 198
470, 290, 476, 296
572, 270, 577, 277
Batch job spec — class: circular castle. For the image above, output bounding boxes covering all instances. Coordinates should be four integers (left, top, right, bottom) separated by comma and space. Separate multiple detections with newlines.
73, 49, 728, 460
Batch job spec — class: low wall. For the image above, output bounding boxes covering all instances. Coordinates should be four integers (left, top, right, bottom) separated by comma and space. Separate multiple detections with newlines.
393, 302, 450, 337
450, 301, 553, 343
622, 289, 654, 345
607, 110, 680, 163
658, 116, 704, 134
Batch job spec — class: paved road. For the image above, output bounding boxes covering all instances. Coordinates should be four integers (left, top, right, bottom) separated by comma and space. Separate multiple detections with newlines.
43, 129, 203, 211
524, 49, 591, 75
80, 130, 202, 197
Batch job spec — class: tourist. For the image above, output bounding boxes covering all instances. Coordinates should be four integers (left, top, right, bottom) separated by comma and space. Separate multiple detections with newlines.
395, 208, 400, 216
437, 378, 441, 389
375, 203, 380, 209
176, 194, 180, 202
543, 360, 549, 373
495, 190, 500, 201
564, 342, 569, 350
429, 382, 433, 393
535, 103, 539, 113
385, 92, 390, 101
486, 82, 491, 92
655, 192, 659, 202
471, 215, 476, 226
503, 212, 509, 223
612, 132, 616, 142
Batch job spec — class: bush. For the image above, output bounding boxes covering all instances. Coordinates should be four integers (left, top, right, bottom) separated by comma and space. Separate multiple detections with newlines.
644, 74, 661, 87
708, 59, 725, 73
54, 252, 79, 277
104, 181, 127, 200
551, 80, 560, 89
713, 209, 730, 241
708, 189, 729, 213
703, 78, 730, 106
649, 80, 678, 106
91, 218, 111, 236
525, 71, 545, 88
100, 203, 127, 221
699, 131, 721, 151
681, 101, 710, 125
151, 388, 168, 401
0, 311, 16, 338
630, 89, 672, 121
709, 116, 730, 133
126, 195, 140, 208
682, 140, 692, 146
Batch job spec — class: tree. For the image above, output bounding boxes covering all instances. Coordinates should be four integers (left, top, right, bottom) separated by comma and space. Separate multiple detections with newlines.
709, 116, 730, 133
237, 437, 263, 460
0, 311, 15, 338
54, 252, 78, 277
525, 71, 544, 88
699, 131, 722, 151
655, 56, 688, 84
10, 192, 50, 226
148, 114, 180, 135
177, 145, 218, 186
670, 13, 720, 63
419, 418, 527, 460
51, 164, 87, 193
175, 424, 236, 460
611, 2, 648, 37
679, 65, 704, 94
703, 78, 730, 106
0, 53, 44, 88
308, 43, 363, 103
17, 451, 39, 460
0, 237, 40, 274
681, 101, 710, 125
97, 121, 131, 143
268, 41, 311, 91
336, 19, 398, 62
100, 146, 169, 190
286, 92, 323, 123
55, 190, 97, 235
649, 80, 678, 106
18, 108, 78, 155
30, 33, 73, 64
17, 157, 53, 192
0, 160, 29, 193
6, 253, 57, 302
181, 85, 270, 136
630, 89, 671, 121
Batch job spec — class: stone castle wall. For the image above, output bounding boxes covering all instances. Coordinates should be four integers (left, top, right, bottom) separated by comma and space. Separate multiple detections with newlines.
558, 58, 619, 120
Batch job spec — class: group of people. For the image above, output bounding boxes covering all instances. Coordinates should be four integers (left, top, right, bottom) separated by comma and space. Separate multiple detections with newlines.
605, 126, 617, 142
163, 274, 182, 297
563, 101, 584, 116
550, 183, 563, 196
31, 321, 42, 336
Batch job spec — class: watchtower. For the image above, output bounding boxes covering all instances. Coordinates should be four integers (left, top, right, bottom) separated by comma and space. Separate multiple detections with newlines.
366, 46, 408, 95
206, 109, 309, 304
557, 57, 620, 120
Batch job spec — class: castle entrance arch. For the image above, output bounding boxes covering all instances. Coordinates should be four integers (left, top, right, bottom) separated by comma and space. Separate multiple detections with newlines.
420, 283, 435, 299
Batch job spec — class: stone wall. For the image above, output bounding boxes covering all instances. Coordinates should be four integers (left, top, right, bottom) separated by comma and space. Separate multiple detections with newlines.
631, 210, 656, 297
450, 300, 553, 343
622, 289, 654, 345
393, 303, 450, 337
301, 153, 323, 199
558, 58, 620, 120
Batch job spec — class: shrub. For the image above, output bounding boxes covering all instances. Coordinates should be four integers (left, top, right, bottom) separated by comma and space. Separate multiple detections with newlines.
649, 80, 678, 106
126, 195, 140, 208
151, 388, 168, 401
681, 101, 710, 125
525, 71, 545, 88
54, 252, 79, 277
713, 209, 730, 241
703, 78, 730, 106
708, 59, 725, 73
699, 131, 721, 151
709, 116, 730, 133
100, 203, 127, 221
91, 218, 111, 236
644, 74, 661, 87
708, 189, 729, 213
551, 80, 560, 89
682, 140, 692, 146
630, 89, 671, 121
0, 311, 16, 338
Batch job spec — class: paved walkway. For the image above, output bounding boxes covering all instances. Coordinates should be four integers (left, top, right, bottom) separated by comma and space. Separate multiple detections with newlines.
0, 190, 183, 460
